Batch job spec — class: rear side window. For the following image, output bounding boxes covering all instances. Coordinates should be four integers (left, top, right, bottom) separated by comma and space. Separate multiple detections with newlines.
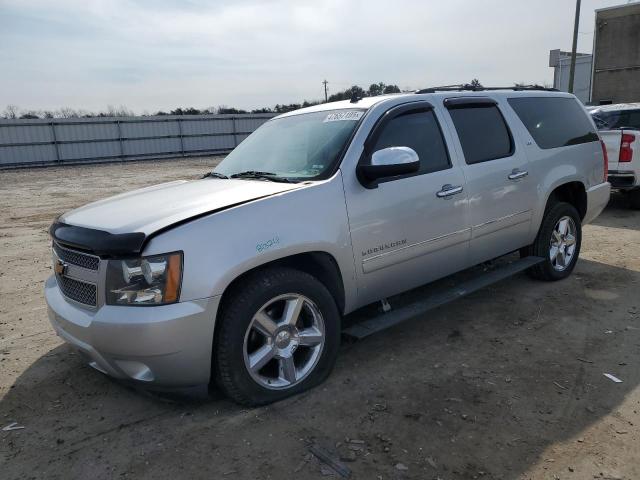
508, 97, 599, 149
447, 105, 514, 164
371, 109, 450, 174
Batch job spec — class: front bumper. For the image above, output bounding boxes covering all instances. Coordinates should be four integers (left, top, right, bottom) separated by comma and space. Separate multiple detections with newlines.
583, 182, 611, 225
45, 275, 220, 388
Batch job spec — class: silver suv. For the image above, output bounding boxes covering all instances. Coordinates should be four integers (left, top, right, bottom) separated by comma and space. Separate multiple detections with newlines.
45, 89, 611, 405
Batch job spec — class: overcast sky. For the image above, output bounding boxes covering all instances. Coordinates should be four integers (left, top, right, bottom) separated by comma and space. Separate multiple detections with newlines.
0, 0, 634, 113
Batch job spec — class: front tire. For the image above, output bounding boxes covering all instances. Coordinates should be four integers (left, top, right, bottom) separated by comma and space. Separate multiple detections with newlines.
213, 267, 340, 406
525, 202, 582, 281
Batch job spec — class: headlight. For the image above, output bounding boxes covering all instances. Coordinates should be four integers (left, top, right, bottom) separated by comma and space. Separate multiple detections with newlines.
106, 252, 183, 306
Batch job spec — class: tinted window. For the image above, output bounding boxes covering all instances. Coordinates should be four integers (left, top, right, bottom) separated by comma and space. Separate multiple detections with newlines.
591, 109, 640, 130
508, 97, 599, 149
448, 106, 513, 164
371, 110, 450, 174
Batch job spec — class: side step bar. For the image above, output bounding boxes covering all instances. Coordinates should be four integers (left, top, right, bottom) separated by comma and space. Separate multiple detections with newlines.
342, 256, 544, 340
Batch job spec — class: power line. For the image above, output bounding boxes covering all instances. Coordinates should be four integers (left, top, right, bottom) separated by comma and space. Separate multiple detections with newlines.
322, 79, 328, 102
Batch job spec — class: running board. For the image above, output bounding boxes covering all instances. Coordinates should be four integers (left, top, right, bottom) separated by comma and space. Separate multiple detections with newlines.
342, 256, 544, 340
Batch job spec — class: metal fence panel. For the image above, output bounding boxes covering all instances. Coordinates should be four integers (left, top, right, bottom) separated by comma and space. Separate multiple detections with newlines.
0, 113, 275, 168
59, 140, 120, 161
120, 120, 180, 138
123, 137, 182, 156
180, 118, 235, 135
55, 122, 119, 142
183, 134, 236, 152
235, 117, 267, 132
0, 144, 57, 165
0, 124, 54, 144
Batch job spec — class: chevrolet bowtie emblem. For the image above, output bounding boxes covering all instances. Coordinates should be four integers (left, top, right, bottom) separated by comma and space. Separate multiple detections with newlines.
54, 259, 68, 276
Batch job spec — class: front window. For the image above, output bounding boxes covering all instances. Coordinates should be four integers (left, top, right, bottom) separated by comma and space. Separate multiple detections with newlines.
214, 109, 364, 181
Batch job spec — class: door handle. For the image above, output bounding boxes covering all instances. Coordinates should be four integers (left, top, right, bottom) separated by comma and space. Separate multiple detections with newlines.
436, 184, 464, 198
508, 169, 528, 180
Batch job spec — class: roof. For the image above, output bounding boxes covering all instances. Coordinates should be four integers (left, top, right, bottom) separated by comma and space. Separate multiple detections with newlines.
275, 89, 574, 119
595, 1, 640, 13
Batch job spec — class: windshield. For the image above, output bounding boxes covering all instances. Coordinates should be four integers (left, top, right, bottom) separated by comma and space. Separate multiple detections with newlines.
213, 109, 364, 181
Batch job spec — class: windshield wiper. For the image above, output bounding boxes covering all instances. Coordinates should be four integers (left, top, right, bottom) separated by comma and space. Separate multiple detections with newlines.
202, 171, 229, 179
230, 171, 295, 183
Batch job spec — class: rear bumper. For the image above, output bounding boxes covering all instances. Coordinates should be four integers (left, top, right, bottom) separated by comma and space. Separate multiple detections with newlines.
583, 182, 611, 224
45, 275, 220, 388
607, 170, 637, 190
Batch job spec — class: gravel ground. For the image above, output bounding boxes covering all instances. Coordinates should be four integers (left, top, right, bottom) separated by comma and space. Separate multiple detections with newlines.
0, 157, 639, 480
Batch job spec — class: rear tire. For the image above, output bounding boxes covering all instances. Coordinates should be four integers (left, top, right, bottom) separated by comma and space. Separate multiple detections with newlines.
213, 267, 341, 406
628, 188, 640, 210
524, 202, 582, 281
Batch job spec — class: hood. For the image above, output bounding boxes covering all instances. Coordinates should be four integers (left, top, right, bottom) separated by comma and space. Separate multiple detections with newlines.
53, 178, 301, 254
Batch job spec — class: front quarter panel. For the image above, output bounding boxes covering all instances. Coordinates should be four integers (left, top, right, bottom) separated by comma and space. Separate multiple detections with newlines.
142, 175, 357, 312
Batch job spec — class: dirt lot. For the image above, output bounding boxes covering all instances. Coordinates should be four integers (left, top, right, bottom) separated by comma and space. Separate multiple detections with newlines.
0, 158, 639, 480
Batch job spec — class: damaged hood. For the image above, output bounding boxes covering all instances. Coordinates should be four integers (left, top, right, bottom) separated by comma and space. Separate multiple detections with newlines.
59, 178, 301, 236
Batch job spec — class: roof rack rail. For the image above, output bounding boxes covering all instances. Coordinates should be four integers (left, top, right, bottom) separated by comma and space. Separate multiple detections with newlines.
415, 84, 558, 94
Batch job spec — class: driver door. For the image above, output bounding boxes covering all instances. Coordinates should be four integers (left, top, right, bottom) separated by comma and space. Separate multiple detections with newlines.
343, 102, 471, 307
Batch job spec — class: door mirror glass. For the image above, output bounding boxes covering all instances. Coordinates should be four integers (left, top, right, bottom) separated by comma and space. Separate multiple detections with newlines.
357, 146, 420, 187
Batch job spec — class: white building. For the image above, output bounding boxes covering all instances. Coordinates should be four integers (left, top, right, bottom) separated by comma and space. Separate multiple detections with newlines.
549, 49, 593, 104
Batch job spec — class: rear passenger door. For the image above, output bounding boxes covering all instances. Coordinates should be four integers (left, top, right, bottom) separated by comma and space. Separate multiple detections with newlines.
443, 97, 535, 264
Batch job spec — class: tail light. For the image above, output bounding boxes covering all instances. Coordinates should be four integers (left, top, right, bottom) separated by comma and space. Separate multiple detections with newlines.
620, 133, 635, 162
600, 139, 608, 182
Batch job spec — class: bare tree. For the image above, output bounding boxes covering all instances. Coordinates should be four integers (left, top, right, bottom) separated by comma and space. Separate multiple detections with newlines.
56, 107, 79, 118
107, 105, 134, 117
2, 104, 19, 119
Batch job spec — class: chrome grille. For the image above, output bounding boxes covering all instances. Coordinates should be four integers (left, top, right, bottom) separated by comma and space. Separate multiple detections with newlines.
57, 275, 97, 306
53, 243, 99, 270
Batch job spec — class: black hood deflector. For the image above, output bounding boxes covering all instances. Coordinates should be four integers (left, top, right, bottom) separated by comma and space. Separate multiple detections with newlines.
50, 221, 146, 257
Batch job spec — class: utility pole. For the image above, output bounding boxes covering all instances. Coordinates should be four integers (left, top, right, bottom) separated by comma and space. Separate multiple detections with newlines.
322, 79, 328, 102
568, 0, 581, 94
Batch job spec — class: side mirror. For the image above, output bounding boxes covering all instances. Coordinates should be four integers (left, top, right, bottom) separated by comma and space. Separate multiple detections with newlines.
357, 146, 420, 187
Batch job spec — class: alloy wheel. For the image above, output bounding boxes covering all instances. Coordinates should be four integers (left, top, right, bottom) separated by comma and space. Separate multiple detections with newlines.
242, 294, 325, 389
549, 215, 577, 271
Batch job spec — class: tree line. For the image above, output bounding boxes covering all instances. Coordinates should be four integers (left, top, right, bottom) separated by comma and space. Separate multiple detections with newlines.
0, 82, 403, 119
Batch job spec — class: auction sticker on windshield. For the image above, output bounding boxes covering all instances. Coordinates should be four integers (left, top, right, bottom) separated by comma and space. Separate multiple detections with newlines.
323, 111, 364, 122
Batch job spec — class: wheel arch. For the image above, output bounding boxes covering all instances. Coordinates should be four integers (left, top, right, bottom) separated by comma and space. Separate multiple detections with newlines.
544, 181, 588, 220
217, 251, 347, 316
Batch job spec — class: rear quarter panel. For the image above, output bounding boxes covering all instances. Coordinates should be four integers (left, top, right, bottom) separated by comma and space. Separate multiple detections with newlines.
530, 141, 603, 236
502, 96, 604, 241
